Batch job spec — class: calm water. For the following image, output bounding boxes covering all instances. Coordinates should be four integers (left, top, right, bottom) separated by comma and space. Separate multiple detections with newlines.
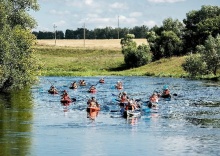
1, 76, 220, 156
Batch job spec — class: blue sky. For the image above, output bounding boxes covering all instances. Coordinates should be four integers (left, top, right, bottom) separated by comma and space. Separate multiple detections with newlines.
30, 0, 220, 32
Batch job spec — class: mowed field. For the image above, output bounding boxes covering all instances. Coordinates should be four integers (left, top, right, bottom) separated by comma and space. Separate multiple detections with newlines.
36, 39, 148, 49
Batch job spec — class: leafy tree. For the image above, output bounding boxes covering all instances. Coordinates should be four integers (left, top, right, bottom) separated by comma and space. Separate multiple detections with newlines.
121, 34, 152, 68
120, 34, 136, 52
0, 0, 40, 91
130, 25, 149, 38
182, 54, 208, 77
183, 5, 220, 53
159, 31, 183, 57
37, 31, 54, 39
147, 18, 183, 60
56, 31, 64, 39
65, 29, 74, 39
182, 35, 220, 76
197, 35, 220, 75
6, 0, 39, 29
162, 18, 184, 38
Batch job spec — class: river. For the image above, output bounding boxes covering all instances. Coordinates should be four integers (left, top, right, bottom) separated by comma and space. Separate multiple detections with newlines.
0, 76, 220, 156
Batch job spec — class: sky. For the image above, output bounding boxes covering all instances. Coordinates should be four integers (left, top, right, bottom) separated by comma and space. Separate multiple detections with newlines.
29, 0, 220, 32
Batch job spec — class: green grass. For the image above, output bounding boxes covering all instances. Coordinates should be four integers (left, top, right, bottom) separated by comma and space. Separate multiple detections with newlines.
34, 45, 219, 79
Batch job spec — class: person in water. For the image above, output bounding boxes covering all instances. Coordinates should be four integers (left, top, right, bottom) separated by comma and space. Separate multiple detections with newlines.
71, 81, 78, 89
125, 99, 139, 111
79, 80, 86, 86
161, 85, 171, 98
149, 92, 159, 103
48, 85, 58, 94
87, 97, 97, 105
87, 97, 96, 117
89, 85, 96, 92
116, 81, 123, 89
99, 78, 105, 83
61, 90, 71, 103
119, 92, 129, 103
148, 92, 159, 109
87, 97, 100, 119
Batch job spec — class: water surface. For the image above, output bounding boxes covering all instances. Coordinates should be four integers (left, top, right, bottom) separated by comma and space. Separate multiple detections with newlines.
1, 76, 220, 156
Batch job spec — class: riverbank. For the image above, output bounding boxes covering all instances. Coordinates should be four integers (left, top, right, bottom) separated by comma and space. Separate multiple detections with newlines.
34, 39, 219, 80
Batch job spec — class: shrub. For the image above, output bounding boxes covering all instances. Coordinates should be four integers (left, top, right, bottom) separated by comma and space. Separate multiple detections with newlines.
182, 54, 208, 76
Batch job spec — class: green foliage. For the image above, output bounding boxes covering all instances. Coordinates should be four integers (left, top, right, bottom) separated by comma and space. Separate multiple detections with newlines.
120, 34, 136, 54
182, 34, 220, 76
121, 34, 152, 68
197, 35, 220, 75
147, 18, 184, 60
182, 54, 208, 76
0, 26, 40, 90
183, 5, 220, 53
146, 31, 157, 42
6, 0, 39, 29
0, 0, 40, 91
162, 17, 184, 37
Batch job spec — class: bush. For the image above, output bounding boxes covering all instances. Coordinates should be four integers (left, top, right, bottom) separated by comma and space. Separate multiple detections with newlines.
121, 34, 152, 68
182, 54, 208, 76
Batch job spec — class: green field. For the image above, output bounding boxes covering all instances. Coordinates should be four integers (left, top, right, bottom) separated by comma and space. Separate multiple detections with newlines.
34, 44, 187, 77
33, 39, 220, 79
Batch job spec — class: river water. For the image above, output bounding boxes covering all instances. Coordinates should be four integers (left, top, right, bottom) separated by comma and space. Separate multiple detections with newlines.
0, 76, 220, 156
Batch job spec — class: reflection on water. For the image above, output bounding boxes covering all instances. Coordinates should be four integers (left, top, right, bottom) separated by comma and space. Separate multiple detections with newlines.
0, 76, 220, 155
0, 88, 33, 156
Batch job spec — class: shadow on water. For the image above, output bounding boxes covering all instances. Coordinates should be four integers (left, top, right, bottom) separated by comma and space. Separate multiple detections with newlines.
0, 88, 33, 156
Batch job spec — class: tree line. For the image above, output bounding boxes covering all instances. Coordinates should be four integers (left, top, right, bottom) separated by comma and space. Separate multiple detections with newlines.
32, 25, 149, 39
121, 5, 220, 77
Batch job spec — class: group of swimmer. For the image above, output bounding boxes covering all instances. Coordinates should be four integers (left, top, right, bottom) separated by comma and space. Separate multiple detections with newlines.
48, 78, 172, 119
117, 84, 171, 113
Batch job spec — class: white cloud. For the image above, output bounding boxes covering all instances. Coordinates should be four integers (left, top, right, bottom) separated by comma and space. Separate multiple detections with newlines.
148, 0, 185, 3
84, 0, 93, 5
53, 20, 67, 27
110, 2, 128, 9
66, 1, 83, 7
87, 13, 99, 18
49, 9, 70, 15
143, 20, 157, 28
129, 12, 143, 17
33, 26, 50, 32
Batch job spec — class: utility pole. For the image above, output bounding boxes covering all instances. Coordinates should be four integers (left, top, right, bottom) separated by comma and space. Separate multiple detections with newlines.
118, 16, 120, 39
53, 24, 57, 46
83, 22, 85, 48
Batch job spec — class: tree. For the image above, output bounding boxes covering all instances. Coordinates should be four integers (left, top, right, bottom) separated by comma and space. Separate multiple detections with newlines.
183, 5, 220, 53
197, 35, 220, 75
56, 31, 64, 39
159, 31, 183, 57
130, 25, 149, 38
65, 29, 74, 39
121, 34, 152, 68
0, 0, 40, 91
162, 17, 184, 38
182, 34, 220, 76
147, 18, 183, 60
182, 54, 208, 77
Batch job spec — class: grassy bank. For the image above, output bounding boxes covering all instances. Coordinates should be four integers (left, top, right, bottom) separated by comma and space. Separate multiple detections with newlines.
34, 39, 219, 79
34, 44, 187, 77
